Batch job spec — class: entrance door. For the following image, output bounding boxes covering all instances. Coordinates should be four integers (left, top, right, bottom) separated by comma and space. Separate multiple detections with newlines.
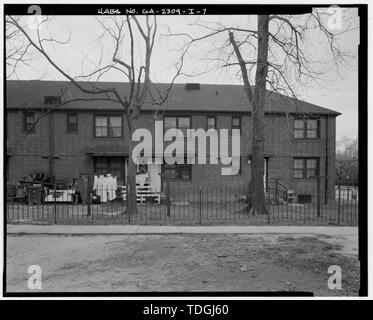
264, 158, 268, 191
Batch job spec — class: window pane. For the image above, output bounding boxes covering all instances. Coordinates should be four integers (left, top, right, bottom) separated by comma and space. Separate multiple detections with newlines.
232, 117, 240, 128
307, 129, 317, 138
96, 127, 108, 137
307, 119, 317, 130
306, 120, 318, 138
164, 117, 177, 130
306, 159, 317, 177
307, 159, 317, 169
178, 117, 190, 128
294, 129, 304, 139
109, 116, 121, 127
110, 127, 122, 137
95, 116, 107, 126
294, 169, 304, 178
207, 117, 216, 129
306, 169, 317, 178
294, 119, 305, 129
294, 159, 304, 169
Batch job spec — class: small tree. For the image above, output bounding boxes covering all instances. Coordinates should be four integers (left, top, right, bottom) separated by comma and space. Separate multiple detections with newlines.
336, 137, 358, 186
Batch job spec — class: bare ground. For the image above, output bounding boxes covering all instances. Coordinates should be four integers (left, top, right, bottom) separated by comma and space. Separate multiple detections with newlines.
6, 233, 359, 295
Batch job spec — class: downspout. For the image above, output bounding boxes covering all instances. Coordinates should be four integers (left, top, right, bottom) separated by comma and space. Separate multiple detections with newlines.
48, 108, 55, 181
324, 115, 329, 204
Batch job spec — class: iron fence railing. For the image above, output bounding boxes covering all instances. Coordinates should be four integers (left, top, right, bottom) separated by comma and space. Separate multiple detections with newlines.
6, 183, 359, 226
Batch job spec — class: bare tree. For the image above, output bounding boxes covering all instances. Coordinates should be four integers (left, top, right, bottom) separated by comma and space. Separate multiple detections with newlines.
5, 16, 32, 78
169, 10, 355, 215
6, 15, 183, 215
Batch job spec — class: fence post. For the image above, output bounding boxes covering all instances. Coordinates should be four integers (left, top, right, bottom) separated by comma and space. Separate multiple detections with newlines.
337, 184, 341, 225
347, 187, 350, 224
267, 189, 271, 224
199, 185, 202, 225
317, 177, 321, 217
54, 183, 57, 224
166, 175, 171, 217
128, 184, 131, 224
87, 181, 91, 217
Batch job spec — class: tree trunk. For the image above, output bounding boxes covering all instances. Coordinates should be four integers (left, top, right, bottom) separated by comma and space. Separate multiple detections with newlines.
251, 15, 269, 216
126, 116, 138, 217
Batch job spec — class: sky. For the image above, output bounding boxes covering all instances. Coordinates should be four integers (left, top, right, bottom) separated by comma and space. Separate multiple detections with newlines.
7, 9, 360, 142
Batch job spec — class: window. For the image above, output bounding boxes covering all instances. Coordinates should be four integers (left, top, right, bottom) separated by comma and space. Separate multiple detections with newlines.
164, 116, 191, 137
164, 117, 177, 131
94, 115, 122, 137
67, 113, 78, 132
207, 117, 216, 130
293, 118, 319, 139
293, 158, 319, 178
24, 112, 35, 132
162, 157, 192, 180
306, 159, 318, 178
94, 158, 124, 179
232, 117, 241, 130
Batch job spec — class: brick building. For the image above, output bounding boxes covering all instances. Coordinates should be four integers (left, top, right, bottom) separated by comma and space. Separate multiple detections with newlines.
6, 80, 340, 201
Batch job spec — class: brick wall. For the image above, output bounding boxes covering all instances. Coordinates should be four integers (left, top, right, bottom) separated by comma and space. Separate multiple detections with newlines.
7, 110, 337, 201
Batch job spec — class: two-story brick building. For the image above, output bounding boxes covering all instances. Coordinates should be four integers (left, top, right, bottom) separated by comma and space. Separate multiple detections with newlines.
6, 80, 340, 202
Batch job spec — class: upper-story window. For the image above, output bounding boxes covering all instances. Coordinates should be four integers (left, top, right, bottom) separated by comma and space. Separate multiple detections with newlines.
294, 118, 319, 139
232, 117, 241, 130
95, 115, 122, 137
207, 117, 216, 130
164, 116, 191, 137
67, 113, 78, 132
24, 112, 35, 133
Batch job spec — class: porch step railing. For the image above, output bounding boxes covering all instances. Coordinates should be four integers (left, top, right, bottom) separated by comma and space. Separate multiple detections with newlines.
119, 185, 161, 204
266, 178, 288, 203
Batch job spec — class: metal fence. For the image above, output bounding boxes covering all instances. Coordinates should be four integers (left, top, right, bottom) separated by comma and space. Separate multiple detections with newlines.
6, 183, 359, 226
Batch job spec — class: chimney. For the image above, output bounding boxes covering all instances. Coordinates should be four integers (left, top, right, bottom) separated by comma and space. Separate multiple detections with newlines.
44, 96, 61, 105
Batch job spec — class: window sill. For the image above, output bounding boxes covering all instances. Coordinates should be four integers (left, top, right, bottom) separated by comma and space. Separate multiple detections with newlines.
293, 138, 320, 141
94, 136, 123, 139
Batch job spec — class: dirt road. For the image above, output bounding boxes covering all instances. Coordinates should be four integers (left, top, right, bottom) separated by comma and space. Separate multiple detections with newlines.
6, 233, 359, 295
